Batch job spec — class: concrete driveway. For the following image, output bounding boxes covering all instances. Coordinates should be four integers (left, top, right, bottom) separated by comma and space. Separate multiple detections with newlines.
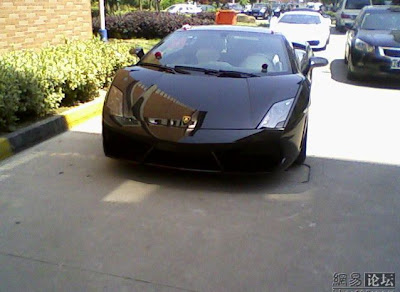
0, 31, 399, 292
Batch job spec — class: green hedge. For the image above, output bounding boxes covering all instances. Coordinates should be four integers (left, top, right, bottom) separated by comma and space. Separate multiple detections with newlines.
0, 38, 136, 131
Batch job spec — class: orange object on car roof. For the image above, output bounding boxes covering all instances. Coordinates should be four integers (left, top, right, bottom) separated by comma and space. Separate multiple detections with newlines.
215, 10, 237, 25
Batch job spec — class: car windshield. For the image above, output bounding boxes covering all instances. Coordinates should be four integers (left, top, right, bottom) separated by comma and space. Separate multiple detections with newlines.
345, 0, 370, 9
279, 14, 321, 24
139, 30, 292, 76
361, 11, 400, 30
253, 4, 268, 8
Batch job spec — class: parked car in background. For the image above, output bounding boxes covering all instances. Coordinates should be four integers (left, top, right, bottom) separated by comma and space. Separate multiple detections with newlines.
198, 4, 216, 12
243, 4, 252, 14
271, 10, 331, 50
334, 0, 373, 31
102, 25, 328, 172
165, 4, 202, 14
345, 6, 400, 80
222, 3, 244, 13
250, 3, 272, 19
272, 3, 284, 17
306, 2, 325, 11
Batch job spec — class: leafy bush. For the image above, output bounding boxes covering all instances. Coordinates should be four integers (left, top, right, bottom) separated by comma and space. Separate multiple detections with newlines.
324, 11, 336, 19
0, 38, 136, 131
93, 11, 215, 39
237, 13, 256, 23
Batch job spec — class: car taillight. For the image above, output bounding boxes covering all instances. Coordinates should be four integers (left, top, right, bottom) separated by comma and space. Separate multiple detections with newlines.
341, 12, 351, 19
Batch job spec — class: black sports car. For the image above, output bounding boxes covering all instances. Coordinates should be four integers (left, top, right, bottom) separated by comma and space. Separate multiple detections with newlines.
345, 6, 400, 80
250, 3, 271, 19
102, 26, 328, 173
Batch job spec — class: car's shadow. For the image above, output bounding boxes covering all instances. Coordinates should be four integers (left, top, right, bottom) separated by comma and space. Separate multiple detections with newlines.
329, 25, 345, 36
330, 59, 400, 89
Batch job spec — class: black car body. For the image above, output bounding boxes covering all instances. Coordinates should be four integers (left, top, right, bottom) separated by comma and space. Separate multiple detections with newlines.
222, 3, 244, 13
345, 6, 400, 79
250, 3, 272, 19
102, 26, 327, 173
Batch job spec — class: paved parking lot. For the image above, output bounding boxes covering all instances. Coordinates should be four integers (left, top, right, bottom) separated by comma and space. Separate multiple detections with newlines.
0, 31, 399, 292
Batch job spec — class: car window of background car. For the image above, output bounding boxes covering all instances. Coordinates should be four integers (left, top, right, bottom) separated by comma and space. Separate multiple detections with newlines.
336, 0, 344, 8
140, 30, 292, 75
166, 5, 175, 12
345, 0, 371, 9
360, 11, 400, 30
279, 14, 321, 24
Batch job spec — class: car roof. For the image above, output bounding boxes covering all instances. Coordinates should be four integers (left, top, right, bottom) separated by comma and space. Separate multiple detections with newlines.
171, 3, 195, 6
361, 5, 400, 12
293, 8, 322, 12
178, 25, 275, 34
281, 10, 322, 16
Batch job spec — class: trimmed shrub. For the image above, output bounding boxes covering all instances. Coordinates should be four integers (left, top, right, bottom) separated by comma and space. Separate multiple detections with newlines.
93, 11, 215, 39
237, 13, 256, 23
0, 38, 136, 131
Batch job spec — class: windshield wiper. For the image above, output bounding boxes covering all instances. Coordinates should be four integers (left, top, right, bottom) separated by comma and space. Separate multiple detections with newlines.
174, 65, 218, 75
138, 62, 176, 73
174, 66, 260, 78
139, 62, 190, 74
217, 70, 260, 78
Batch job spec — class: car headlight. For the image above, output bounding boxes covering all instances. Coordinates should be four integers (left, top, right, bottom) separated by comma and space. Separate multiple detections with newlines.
105, 85, 123, 117
258, 98, 294, 129
354, 38, 374, 53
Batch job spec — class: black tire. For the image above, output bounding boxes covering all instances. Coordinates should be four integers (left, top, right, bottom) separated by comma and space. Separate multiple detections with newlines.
336, 24, 345, 33
295, 127, 307, 165
347, 55, 359, 81
102, 126, 118, 157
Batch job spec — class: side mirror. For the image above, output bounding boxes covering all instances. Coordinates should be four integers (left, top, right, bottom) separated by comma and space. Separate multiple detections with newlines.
309, 56, 329, 69
129, 47, 144, 59
292, 42, 307, 51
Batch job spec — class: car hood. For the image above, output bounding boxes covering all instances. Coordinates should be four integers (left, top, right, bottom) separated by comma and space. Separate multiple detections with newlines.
358, 30, 400, 47
113, 67, 303, 130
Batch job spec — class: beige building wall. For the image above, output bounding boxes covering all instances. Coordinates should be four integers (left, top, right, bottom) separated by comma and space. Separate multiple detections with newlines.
0, 0, 92, 53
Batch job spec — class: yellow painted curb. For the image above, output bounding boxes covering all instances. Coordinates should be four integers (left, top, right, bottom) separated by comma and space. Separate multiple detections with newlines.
0, 137, 13, 160
61, 97, 104, 129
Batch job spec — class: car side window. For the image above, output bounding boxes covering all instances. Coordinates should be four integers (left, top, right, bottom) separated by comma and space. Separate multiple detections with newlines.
354, 11, 364, 27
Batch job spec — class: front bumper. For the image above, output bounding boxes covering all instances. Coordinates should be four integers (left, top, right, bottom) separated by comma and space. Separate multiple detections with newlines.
251, 11, 266, 18
102, 115, 304, 173
350, 47, 400, 79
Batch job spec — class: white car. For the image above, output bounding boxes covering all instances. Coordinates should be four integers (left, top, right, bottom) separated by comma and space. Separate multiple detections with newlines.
165, 4, 202, 14
334, 0, 372, 32
270, 10, 331, 50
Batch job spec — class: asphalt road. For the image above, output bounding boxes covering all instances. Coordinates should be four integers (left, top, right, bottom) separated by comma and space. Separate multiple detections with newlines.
1, 32, 399, 292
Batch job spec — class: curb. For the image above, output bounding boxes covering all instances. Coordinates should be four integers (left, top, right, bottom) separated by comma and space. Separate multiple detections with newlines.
0, 96, 105, 162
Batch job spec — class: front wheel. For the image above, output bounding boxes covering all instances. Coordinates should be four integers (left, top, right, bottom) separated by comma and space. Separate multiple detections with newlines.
347, 55, 359, 81
102, 126, 119, 157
